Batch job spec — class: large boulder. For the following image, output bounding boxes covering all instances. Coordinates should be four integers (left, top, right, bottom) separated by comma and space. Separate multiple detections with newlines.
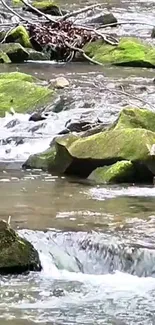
0, 72, 54, 117
84, 37, 155, 68
23, 107, 155, 183
52, 128, 155, 178
88, 161, 135, 184
0, 220, 41, 274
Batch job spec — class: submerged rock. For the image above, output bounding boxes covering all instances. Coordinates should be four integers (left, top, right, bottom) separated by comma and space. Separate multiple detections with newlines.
0, 71, 54, 117
53, 77, 69, 89
0, 220, 41, 274
86, 13, 117, 27
84, 37, 155, 68
88, 161, 135, 184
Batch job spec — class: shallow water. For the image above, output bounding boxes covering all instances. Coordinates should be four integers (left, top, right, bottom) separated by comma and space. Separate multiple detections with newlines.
0, 0, 155, 324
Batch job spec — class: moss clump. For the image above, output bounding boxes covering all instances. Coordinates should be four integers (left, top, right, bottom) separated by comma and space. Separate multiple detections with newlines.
0, 220, 41, 274
113, 107, 155, 132
6, 26, 32, 48
88, 161, 135, 184
0, 72, 54, 117
84, 37, 155, 68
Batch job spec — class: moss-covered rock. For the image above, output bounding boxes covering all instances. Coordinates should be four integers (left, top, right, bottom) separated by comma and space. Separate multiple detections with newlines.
0, 72, 54, 117
6, 26, 32, 48
29, 1, 61, 15
26, 48, 49, 61
88, 161, 135, 184
0, 43, 29, 63
0, 220, 41, 274
23, 134, 79, 171
53, 128, 155, 178
23, 147, 56, 170
84, 37, 155, 68
113, 107, 155, 132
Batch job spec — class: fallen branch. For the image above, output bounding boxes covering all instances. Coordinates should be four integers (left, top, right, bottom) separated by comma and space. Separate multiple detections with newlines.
21, 0, 57, 23
96, 21, 155, 29
59, 4, 101, 22
95, 81, 155, 110
64, 40, 104, 65
1, 0, 28, 21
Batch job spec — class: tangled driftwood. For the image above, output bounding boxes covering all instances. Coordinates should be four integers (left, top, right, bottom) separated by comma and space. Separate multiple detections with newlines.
0, 0, 119, 63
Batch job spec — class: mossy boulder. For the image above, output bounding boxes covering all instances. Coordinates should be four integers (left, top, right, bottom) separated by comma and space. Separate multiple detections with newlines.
28, 1, 61, 15
52, 128, 155, 179
0, 43, 29, 63
6, 26, 32, 48
23, 146, 56, 170
0, 72, 54, 117
23, 134, 78, 171
0, 220, 41, 274
113, 107, 155, 132
88, 161, 135, 184
84, 37, 155, 68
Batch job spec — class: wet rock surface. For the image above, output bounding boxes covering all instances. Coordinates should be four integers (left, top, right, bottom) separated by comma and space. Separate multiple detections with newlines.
0, 220, 41, 274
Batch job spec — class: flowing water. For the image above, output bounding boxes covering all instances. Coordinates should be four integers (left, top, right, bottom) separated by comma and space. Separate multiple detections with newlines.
1, 0, 155, 324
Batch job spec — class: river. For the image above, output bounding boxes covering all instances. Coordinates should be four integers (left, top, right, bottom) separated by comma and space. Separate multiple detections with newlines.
1, 0, 155, 324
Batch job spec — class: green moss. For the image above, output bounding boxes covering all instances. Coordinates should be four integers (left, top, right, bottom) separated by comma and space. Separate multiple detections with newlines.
69, 128, 155, 162
0, 50, 11, 63
0, 71, 37, 82
32, 0, 56, 9
84, 37, 155, 68
0, 72, 54, 116
113, 107, 155, 132
88, 161, 134, 183
7, 26, 32, 48
0, 220, 41, 274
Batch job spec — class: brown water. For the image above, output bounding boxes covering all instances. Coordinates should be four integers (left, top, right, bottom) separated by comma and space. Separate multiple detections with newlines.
1, 0, 155, 324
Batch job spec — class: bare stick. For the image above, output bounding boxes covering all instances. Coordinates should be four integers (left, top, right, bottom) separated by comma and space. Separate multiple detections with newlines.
64, 40, 104, 65
59, 4, 101, 21
96, 21, 155, 29
96, 82, 155, 110
21, 0, 56, 23
1, 0, 27, 21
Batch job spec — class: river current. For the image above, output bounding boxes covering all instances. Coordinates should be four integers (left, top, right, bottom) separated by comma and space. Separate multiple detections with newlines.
1, 0, 155, 324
